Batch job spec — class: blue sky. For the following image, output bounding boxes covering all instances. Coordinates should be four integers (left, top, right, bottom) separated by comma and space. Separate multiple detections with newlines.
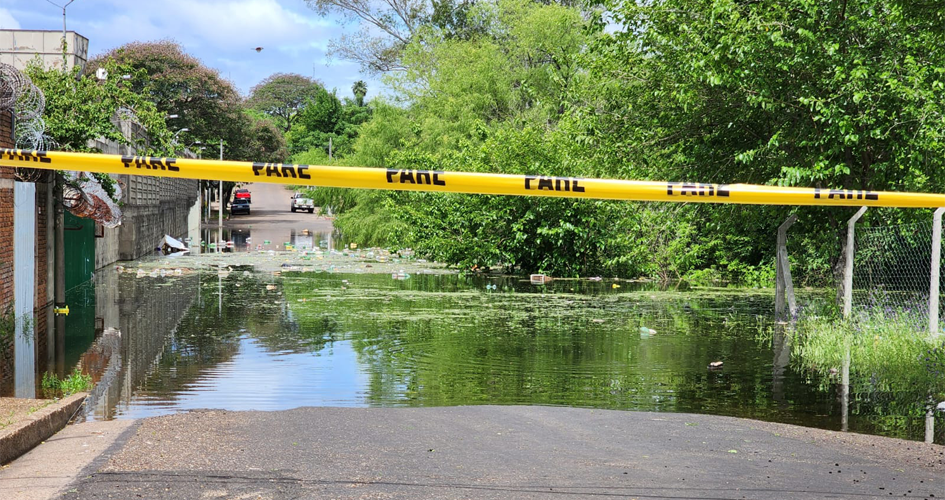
0, 0, 382, 100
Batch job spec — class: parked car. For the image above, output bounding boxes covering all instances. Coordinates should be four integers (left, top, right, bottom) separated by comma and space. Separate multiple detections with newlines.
234, 188, 251, 203
290, 193, 314, 213
231, 199, 251, 215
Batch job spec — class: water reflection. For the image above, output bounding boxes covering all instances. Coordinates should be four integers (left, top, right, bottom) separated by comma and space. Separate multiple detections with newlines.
199, 227, 339, 253
2, 300, 53, 399
4, 263, 942, 444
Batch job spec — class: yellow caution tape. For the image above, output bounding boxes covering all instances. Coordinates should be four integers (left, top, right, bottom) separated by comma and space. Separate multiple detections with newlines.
4, 149, 945, 208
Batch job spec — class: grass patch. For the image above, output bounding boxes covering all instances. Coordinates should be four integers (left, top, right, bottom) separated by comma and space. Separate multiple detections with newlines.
793, 307, 945, 398
42, 368, 93, 398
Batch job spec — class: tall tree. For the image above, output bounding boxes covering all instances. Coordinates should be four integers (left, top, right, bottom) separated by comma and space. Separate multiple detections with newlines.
248, 73, 324, 132
86, 41, 244, 158
588, 0, 945, 282
304, 0, 428, 72
352, 80, 368, 106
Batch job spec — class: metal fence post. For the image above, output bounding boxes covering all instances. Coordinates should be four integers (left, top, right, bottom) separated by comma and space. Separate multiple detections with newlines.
776, 215, 798, 321
929, 207, 945, 337
843, 207, 868, 319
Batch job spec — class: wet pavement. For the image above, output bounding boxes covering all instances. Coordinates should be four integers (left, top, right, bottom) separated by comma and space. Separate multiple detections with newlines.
57, 406, 945, 499
203, 182, 335, 254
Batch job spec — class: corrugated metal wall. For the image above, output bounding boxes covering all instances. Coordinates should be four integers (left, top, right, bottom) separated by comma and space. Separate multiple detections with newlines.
13, 182, 35, 398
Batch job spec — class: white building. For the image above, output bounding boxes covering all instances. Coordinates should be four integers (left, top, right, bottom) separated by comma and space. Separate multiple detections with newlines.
0, 29, 88, 72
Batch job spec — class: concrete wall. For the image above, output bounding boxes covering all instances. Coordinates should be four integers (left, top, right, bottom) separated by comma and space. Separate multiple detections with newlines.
0, 30, 88, 72
89, 123, 199, 264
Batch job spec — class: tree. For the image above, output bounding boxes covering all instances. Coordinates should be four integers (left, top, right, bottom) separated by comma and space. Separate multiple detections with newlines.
586, 0, 945, 282
352, 80, 368, 106
27, 59, 172, 154
286, 87, 373, 157
86, 41, 245, 159
248, 73, 324, 132
304, 0, 427, 72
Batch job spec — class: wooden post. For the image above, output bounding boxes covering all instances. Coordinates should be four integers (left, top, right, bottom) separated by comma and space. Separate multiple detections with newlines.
775, 214, 798, 321
843, 207, 868, 319
929, 207, 945, 337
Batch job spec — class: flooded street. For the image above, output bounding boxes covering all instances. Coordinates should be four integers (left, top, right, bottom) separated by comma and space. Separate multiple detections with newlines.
5, 249, 940, 444
2, 184, 941, 446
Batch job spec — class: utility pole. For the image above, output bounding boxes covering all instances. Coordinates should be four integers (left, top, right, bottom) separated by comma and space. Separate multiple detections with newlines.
47, 0, 75, 369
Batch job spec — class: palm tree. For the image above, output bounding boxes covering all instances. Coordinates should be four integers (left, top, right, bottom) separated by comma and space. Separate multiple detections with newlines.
352, 80, 367, 107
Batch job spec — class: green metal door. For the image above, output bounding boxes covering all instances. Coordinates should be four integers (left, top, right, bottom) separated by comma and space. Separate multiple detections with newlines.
64, 212, 95, 291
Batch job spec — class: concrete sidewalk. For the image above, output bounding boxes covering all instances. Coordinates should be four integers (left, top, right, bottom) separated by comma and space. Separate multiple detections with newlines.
5, 406, 939, 500
0, 394, 86, 465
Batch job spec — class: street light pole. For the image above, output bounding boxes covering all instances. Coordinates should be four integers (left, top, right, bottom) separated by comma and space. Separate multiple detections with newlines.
45, 0, 76, 69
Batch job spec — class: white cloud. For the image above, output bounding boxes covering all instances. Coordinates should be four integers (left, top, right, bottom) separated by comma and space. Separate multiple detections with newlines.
0, 8, 21, 29
4, 0, 381, 96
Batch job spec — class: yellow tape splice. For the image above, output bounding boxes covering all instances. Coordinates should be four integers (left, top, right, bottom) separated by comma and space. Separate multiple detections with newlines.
3, 149, 945, 208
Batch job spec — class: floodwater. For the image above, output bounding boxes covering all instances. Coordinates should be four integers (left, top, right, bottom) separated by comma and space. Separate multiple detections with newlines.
3, 252, 942, 445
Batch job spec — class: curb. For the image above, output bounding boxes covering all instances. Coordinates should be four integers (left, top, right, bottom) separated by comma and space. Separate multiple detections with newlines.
0, 393, 87, 465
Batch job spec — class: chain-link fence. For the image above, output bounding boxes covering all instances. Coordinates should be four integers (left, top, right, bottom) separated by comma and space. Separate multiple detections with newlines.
851, 218, 941, 329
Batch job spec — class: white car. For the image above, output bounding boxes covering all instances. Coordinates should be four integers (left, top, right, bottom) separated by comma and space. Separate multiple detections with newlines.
290, 193, 315, 213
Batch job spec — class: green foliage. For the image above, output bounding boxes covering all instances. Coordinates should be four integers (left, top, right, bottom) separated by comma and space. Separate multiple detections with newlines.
794, 309, 945, 400
345, 102, 411, 167
293, 0, 945, 284
351, 80, 368, 107
584, 0, 945, 281
27, 59, 172, 154
248, 73, 323, 132
0, 305, 12, 346
88, 41, 285, 163
287, 88, 373, 157
42, 368, 93, 398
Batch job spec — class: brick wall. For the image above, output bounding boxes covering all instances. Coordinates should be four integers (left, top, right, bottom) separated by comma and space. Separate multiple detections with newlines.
0, 109, 51, 395
0, 110, 14, 395
0, 109, 14, 314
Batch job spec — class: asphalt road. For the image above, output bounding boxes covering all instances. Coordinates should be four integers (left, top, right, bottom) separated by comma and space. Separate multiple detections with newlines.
209, 182, 334, 251
6, 406, 939, 500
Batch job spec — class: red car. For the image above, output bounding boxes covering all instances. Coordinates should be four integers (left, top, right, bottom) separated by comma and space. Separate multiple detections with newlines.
234, 189, 251, 204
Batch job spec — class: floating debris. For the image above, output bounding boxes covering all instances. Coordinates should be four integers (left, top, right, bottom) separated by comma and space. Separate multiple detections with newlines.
530, 274, 552, 285
159, 234, 189, 255
709, 361, 724, 369
639, 326, 656, 338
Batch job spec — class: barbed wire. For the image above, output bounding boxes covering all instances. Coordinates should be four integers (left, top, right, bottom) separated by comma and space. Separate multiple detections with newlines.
1, 62, 122, 227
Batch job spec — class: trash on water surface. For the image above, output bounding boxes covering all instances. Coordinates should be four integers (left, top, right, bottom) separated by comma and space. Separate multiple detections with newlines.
159, 234, 189, 255
530, 274, 552, 285
391, 271, 410, 280
639, 326, 656, 337
708, 361, 724, 369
